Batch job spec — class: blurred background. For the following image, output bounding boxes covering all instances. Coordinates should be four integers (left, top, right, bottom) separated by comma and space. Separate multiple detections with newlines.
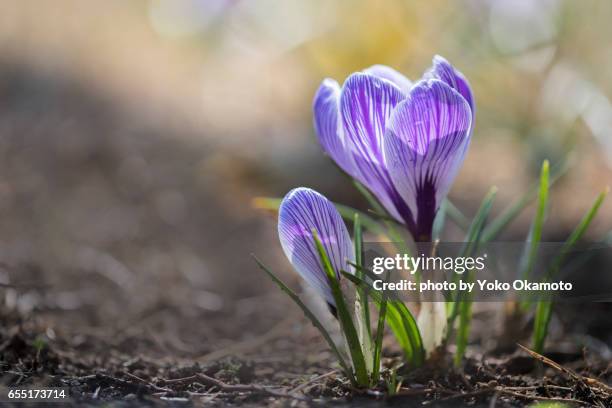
0, 0, 611, 359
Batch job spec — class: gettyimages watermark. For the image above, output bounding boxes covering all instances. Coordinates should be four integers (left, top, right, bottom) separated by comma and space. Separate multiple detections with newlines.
362, 242, 612, 302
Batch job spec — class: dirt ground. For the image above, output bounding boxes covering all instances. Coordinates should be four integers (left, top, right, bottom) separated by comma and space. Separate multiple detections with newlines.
1, 62, 612, 407
3, 300, 612, 407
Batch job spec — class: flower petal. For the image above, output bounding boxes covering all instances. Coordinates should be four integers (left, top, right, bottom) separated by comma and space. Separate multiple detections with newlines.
278, 188, 354, 305
313, 79, 355, 174
364, 65, 413, 94
383, 80, 472, 240
425, 55, 475, 119
340, 73, 407, 221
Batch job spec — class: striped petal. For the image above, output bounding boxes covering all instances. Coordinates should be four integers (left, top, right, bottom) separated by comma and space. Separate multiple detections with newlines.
278, 188, 354, 305
425, 55, 475, 120
313, 79, 355, 174
339, 73, 407, 222
364, 65, 413, 95
383, 80, 472, 241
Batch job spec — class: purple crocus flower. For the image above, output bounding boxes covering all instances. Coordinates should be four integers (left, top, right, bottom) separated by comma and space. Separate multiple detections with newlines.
278, 188, 354, 308
313, 56, 474, 241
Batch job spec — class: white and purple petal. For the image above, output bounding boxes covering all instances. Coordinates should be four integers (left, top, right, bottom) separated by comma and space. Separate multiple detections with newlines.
278, 188, 354, 305
339, 73, 408, 222
383, 80, 472, 241
313, 79, 355, 174
363, 65, 413, 95
425, 55, 475, 120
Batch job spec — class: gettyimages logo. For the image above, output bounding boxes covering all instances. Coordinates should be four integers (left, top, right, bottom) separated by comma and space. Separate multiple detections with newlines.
372, 253, 487, 275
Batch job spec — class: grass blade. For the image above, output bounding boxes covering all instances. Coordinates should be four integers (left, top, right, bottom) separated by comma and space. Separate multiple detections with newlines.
354, 213, 370, 334
533, 300, 553, 354
448, 187, 497, 363
518, 161, 550, 309
453, 290, 473, 367
432, 200, 448, 240
546, 187, 609, 280
445, 199, 470, 231
391, 300, 425, 367
464, 187, 498, 252
372, 287, 387, 383
353, 180, 387, 217
481, 159, 569, 243
447, 187, 498, 308
353, 214, 373, 375
312, 232, 369, 387
341, 271, 425, 368
353, 181, 412, 254
252, 255, 353, 380
519, 160, 549, 281
532, 187, 608, 353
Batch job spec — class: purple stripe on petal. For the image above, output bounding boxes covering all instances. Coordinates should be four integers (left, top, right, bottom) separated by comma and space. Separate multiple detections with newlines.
339, 73, 407, 222
425, 55, 475, 121
278, 188, 354, 305
364, 65, 413, 95
313, 79, 355, 174
383, 80, 472, 241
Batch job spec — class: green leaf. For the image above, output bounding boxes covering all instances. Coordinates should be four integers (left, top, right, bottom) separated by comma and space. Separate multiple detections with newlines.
372, 286, 387, 383
252, 255, 352, 380
353, 214, 373, 376
546, 187, 609, 280
353, 180, 387, 217
341, 271, 424, 368
353, 181, 413, 255
520, 160, 549, 282
389, 299, 425, 367
385, 368, 399, 396
447, 187, 497, 362
532, 187, 608, 353
432, 200, 448, 241
312, 232, 369, 387
447, 187, 497, 306
445, 199, 470, 231
533, 300, 553, 354
252, 196, 385, 235
354, 214, 370, 333
453, 290, 473, 367
528, 400, 571, 407
464, 187, 498, 252
481, 159, 569, 243
519, 161, 550, 309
